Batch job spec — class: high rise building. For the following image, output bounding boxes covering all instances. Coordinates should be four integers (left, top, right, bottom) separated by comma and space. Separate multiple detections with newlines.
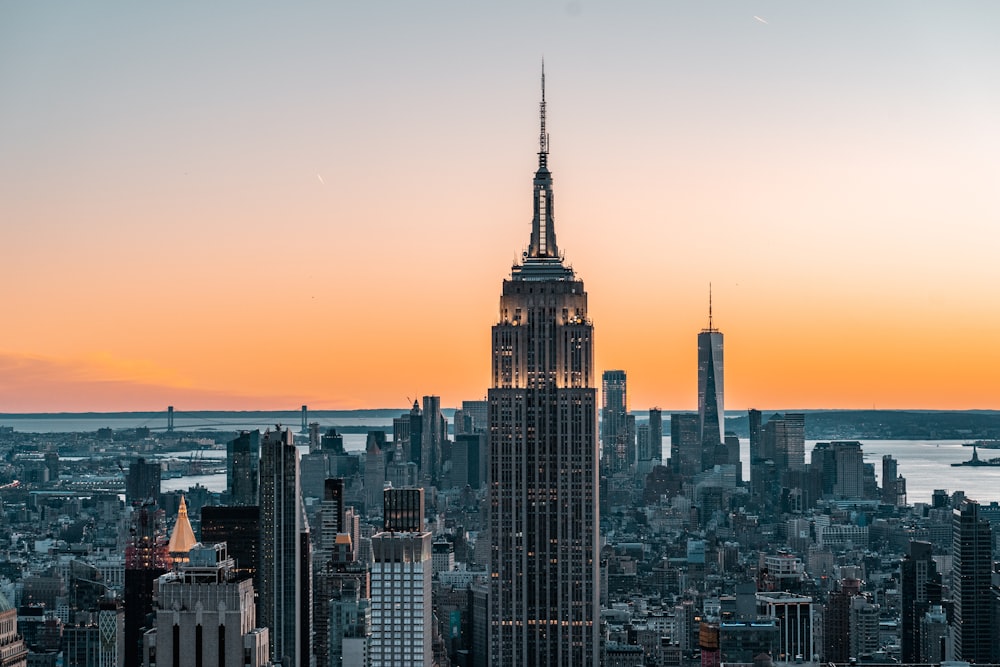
201, 505, 260, 587
648, 408, 663, 465
764, 413, 805, 473
952, 499, 993, 663
601, 370, 629, 473
670, 413, 700, 478
384, 487, 424, 532
421, 396, 445, 489
900, 541, 942, 663
258, 427, 305, 667
370, 530, 432, 667
152, 543, 269, 667
881, 454, 906, 506
697, 293, 724, 456
125, 458, 160, 507
488, 70, 599, 667
227, 429, 260, 506
123, 505, 168, 667
364, 431, 386, 517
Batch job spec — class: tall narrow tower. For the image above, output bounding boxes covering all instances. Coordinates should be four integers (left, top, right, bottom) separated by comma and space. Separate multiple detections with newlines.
697, 288, 724, 461
488, 68, 599, 667
258, 427, 304, 667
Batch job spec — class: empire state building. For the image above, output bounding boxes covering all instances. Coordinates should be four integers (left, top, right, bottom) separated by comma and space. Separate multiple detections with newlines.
488, 71, 600, 667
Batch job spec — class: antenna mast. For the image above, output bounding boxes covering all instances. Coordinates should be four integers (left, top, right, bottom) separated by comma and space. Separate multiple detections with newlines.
539, 60, 548, 166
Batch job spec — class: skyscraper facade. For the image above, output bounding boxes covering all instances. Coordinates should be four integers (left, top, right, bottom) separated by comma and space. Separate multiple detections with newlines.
227, 429, 260, 506
258, 427, 304, 667
648, 408, 663, 465
952, 499, 993, 663
488, 72, 599, 666
697, 299, 724, 457
900, 541, 941, 663
601, 370, 629, 473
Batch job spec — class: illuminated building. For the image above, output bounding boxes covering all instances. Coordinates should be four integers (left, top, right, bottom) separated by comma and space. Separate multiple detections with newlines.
488, 69, 599, 666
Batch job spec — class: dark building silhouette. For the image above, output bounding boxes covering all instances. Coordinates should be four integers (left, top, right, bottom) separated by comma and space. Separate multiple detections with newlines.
488, 70, 599, 666
227, 430, 260, 506
384, 487, 424, 532
420, 396, 445, 489
123, 505, 168, 667
201, 505, 260, 588
321, 428, 345, 455
258, 427, 305, 667
671, 413, 700, 478
453, 432, 487, 490
952, 499, 993, 663
823, 575, 860, 662
125, 458, 160, 507
901, 540, 942, 663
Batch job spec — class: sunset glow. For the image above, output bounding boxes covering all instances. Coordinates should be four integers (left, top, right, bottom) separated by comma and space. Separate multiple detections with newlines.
3, 2, 1000, 412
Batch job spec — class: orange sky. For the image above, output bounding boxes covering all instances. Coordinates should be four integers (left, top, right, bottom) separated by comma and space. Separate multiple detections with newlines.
3, 3, 1000, 412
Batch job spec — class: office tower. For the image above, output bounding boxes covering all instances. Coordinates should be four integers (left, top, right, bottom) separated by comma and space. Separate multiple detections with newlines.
811, 441, 865, 499
952, 499, 993, 663
370, 529, 432, 667
756, 592, 814, 662
384, 487, 424, 532
167, 495, 198, 564
364, 431, 386, 517
64, 600, 123, 667
258, 427, 304, 667
228, 430, 260, 506
921, 605, 948, 664
123, 505, 168, 667
823, 575, 859, 662
849, 595, 880, 659
321, 428, 345, 454
125, 457, 160, 507
313, 479, 349, 667
488, 71, 599, 667
453, 432, 487, 490
764, 413, 805, 472
395, 400, 423, 469
601, 370, 629, 473
901, 541, 942, 663
636, 423, 650, 474
648, 408, 663, 464
152, 543, 269, 667
748, 409, 765, 492
320, 478, 346, 550
299, 516, 313, 667
462, 399, 488, 433
420, 396, 445, 488
329, 577, 370, 667
201, 505, 260, 586
881, 455, 906, 506
697, 293, 724, 456
0, 592, 27, 667
833, 441, 864, 499
670, 413, 700, 478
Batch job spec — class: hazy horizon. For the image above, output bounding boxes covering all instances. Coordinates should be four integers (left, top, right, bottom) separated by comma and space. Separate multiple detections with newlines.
4, 3, 999, 412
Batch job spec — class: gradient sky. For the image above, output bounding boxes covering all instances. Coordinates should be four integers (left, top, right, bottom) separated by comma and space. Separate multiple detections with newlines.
3, 2, 1000, 412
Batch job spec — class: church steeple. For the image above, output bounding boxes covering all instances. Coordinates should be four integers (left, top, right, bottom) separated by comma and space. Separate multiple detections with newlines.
526, 63, 559, 261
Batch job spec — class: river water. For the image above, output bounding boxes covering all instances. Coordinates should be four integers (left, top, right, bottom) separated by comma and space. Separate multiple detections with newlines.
161, 437, 1000, 504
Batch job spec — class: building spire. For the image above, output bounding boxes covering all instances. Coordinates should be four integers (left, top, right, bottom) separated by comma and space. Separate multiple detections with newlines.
703, 283, 718, 333
539, 59, 548, 168
709, 283, 713, 330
